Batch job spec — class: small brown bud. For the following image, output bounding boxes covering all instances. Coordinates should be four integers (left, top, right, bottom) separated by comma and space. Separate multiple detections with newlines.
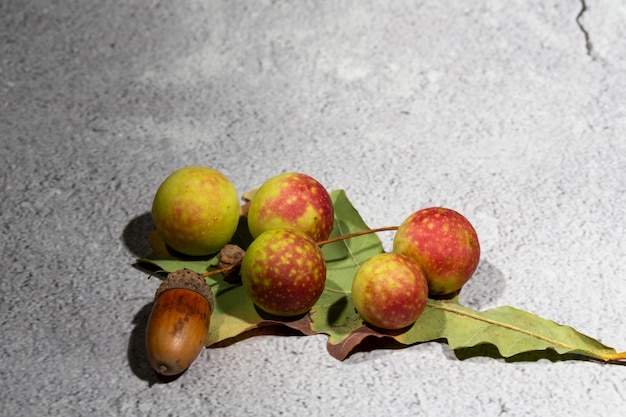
217, 244, 245, 283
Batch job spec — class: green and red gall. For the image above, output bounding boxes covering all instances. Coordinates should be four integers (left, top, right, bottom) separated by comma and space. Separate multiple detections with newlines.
393, 207, 480, 297
247, 172, 334, 242
241, 228, 327, 316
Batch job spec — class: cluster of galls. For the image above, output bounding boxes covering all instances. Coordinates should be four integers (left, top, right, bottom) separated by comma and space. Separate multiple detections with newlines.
355, 207, 480, 330
144, 166, 480, 376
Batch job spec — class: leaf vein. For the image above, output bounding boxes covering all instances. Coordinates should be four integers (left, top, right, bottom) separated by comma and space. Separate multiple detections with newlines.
427, 301, 578, 352
335, 218, 360, 267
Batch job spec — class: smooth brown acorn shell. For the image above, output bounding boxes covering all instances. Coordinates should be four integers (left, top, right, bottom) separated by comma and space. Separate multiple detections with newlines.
145, 269, 214, 376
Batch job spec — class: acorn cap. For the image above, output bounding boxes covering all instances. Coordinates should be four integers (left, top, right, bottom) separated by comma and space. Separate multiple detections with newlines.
155, 269, 214, 313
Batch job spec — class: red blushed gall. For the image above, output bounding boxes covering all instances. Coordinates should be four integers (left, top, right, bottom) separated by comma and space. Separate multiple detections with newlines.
393, 207, 480, 297
247, 172, 334, 242
351, 253, 429, 330
240, 228, 327, 316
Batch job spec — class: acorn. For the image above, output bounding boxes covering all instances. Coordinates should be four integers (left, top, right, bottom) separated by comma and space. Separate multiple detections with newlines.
145, 269, 214, 376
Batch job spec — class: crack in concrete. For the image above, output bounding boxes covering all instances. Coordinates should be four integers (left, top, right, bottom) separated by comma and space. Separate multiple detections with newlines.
575, 0, 595, 58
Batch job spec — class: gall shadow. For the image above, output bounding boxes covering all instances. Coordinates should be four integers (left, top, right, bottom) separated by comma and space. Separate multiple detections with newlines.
127, 301, 188, 386
252, 305, 308, 322
122, 212, 154, 258
457, 259, 506, 310
230, 215, 254, 250
319, 275, 353, 327
122, 211, 253, 260
326, 295, 349, 327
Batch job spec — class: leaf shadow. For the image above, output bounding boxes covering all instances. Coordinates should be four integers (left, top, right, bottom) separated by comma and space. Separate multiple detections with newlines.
341, 336, 626, 366
451, 343, 626, 365
127, 301, 187, 386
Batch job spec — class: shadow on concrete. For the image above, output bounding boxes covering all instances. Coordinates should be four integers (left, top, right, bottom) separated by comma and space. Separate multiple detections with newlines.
452, 342, 626, 365
122, 212, 154, 258
457, 259, 506, 310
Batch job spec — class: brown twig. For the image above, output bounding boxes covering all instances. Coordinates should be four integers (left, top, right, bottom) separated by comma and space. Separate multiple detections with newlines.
316, 226, 399, 247
200, 226, 400, 278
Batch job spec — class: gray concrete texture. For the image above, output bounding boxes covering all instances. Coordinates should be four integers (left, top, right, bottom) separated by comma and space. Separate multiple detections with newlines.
2, 0, 626, 416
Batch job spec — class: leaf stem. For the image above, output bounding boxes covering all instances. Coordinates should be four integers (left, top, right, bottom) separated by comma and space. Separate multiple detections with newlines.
605, 351, 626, 362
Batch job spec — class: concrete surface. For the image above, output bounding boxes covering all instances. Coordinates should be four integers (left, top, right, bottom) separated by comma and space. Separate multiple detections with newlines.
2, 0, 626, 416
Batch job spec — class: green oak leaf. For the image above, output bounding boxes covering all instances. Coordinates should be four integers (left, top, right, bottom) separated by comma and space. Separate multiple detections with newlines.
417, 299, 625, 361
